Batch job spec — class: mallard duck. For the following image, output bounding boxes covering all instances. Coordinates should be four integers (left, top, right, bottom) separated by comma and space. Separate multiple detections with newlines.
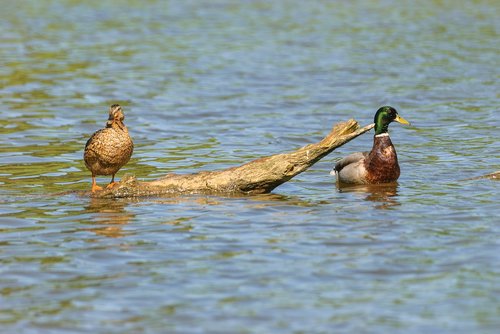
331, 106, 410, 185
84, 104, 134, 192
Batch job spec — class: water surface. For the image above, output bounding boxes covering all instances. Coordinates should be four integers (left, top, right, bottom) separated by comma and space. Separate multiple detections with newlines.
1, 1, 499, 333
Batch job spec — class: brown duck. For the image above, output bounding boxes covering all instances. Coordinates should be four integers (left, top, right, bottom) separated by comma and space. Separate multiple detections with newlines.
84, 104, 134, 192
331, 106, 410, 185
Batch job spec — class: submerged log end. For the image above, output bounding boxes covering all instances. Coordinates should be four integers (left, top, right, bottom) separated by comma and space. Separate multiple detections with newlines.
464, 171, 500, 181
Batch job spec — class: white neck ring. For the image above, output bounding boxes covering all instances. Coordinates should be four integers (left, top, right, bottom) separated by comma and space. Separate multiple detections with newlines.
375, 133, 390, 137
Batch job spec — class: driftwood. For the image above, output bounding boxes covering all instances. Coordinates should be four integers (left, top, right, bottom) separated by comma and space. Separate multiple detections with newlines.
90, 119, 374, 198
464, 171, 500, 181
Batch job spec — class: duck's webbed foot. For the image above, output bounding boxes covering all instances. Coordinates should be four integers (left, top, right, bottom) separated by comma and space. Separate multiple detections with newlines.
106, 182, 118, 189
91, 176, 103, 193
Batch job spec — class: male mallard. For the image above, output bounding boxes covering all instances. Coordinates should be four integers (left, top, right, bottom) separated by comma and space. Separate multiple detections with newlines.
84, 104, 134, 192
331, 106, 410, 185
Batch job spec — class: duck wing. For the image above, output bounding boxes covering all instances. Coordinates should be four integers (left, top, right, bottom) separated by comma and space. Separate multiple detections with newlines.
333, 151, 368, 173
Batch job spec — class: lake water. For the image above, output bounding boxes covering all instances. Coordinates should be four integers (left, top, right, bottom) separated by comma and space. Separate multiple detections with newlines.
1, 1, 499, 333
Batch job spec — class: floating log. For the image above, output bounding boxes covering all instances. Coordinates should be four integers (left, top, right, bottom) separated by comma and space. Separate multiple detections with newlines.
90, 119, 374, 198
465, 171, 500, 181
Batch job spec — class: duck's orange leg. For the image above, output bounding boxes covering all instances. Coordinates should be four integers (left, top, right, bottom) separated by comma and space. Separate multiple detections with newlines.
106, 174, 118, 189
91, 175, 103, 193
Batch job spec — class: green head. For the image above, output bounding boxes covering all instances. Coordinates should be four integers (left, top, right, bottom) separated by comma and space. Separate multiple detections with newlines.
374, 106, 410, 135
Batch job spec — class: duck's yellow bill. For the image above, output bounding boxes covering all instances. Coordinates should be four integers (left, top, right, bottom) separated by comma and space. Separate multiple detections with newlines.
395, 115, 410, 125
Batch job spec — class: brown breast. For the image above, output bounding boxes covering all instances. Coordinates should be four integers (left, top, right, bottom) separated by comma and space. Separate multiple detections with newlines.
364, 135, 400, 183
84, 126, 133, 176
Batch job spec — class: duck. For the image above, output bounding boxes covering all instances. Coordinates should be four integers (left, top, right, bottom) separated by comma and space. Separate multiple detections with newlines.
84, 104, 134, 192
331, 106, 410, 185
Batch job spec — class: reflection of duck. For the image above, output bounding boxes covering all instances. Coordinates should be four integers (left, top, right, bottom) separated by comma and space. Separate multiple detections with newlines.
337, 183, 400, 209
84, 104, 134, 192
332, 106, 410, 185
84, 198, 134, 238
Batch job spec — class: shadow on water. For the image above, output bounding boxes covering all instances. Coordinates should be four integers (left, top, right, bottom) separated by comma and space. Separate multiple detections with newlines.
336, 182, 400, 209
73, 187, 317, 207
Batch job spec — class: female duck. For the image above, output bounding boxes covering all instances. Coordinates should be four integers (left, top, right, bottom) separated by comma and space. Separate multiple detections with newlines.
84, 104, 134, 192
332, 106, 410, 185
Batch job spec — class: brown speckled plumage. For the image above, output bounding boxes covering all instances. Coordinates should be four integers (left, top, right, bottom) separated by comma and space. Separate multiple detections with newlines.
84, 104, 133, 192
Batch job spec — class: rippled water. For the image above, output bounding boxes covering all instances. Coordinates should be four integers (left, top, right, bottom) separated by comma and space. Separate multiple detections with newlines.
1, 1, 499, 333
